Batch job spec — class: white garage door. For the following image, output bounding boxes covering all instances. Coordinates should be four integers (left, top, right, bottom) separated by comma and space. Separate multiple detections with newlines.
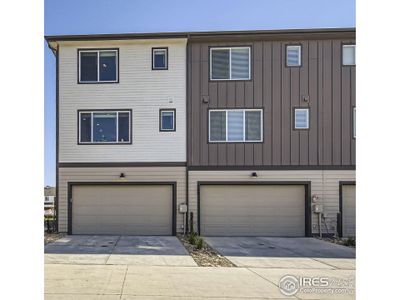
72, 184, 173, 235
200, 184, 306, 236
342, 185, 356, 237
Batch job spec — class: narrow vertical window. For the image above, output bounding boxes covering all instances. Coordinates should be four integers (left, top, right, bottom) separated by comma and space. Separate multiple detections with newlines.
159, 109, 175, 131
286, 45, 301, 67
118, 112, 130, 142
294, 108, 309, 129
342, 44, 356, 65
80, 52, 98, 82
152, 48, 168, 70
227, 111, 244, 141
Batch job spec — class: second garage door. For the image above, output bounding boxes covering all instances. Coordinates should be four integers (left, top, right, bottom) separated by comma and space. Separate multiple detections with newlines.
200, 184, 306, 237
71, 184, 173, 235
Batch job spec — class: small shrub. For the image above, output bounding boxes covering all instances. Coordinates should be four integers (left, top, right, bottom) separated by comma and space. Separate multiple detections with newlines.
188, 232, 197, 245
196, 237, 204, 250
343, 236, 356, 247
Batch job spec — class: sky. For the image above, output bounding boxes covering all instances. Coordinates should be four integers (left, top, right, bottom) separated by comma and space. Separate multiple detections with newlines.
44, 0, 355, 186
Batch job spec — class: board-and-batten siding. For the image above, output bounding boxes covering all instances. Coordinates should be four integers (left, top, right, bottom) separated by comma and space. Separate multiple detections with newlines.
188, 170, 355, 235
188, 39, 355, 167
58, 39, 187, 163
58, 167, 186, 233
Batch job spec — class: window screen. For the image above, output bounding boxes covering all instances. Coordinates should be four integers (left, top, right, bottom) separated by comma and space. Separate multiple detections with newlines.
80, 52, 98, 82
209, 111, 226, 141
118, 112, 130, 142
245, 111, 262, 141
80, 113, 92, 142
227, 111, 244, 141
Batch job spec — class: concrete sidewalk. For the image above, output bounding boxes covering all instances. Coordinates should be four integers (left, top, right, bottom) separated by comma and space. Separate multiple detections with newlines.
45, 264, 355, 299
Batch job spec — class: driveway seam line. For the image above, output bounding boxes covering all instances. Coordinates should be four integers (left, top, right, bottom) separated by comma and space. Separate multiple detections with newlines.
119, 264, 128, 299
105, 235, 121, 265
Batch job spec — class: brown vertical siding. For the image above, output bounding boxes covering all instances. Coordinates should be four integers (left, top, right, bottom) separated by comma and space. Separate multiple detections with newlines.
188, 33, 356, 167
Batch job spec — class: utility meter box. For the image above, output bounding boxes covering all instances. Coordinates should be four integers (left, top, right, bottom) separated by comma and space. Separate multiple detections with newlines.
312, 204, 324, 213
179, 203, 188, 213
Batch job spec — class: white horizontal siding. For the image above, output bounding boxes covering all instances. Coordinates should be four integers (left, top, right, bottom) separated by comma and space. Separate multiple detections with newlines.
188, 170, 355, 235
58, 39, 187, 162
58, 166, 187, 234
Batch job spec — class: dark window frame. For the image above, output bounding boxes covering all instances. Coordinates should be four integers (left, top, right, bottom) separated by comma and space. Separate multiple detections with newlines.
77, 109, 132, 145
286, 44, 302, 67
209, 46, 252, 81
159, 108, 176, 132
77, 48, 119, 84
208, 108, 264, 143
342, 43, 356, 66
293, 107, 310, 130
152, 47, 168, 70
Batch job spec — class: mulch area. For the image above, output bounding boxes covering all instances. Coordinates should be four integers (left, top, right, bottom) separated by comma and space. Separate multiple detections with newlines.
315, 237, 356, 248
44, 233, 65, 245
178, 235, 236, 267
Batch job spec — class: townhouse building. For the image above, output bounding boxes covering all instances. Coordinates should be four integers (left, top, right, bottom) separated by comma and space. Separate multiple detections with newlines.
46, 28, 355, 238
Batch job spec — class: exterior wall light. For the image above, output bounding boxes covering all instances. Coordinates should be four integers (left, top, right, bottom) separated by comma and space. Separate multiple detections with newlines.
119, 173, 126, 179
251, 172, 258, 178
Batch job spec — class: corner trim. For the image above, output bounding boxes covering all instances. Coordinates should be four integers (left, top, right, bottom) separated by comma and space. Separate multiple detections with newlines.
197, 181, 312, 237
67, 181, 177, 235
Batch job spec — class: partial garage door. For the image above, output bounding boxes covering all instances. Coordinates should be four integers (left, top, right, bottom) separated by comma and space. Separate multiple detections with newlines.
71, 184, 173, 235
342, 185, 356, 237
200, 184, 306, 237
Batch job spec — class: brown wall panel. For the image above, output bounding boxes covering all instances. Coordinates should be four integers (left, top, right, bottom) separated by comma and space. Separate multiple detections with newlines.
187, 33, 355, 167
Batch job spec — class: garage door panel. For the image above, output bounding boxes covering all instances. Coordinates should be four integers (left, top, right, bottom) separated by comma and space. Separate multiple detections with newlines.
72, 185, 173, 235
200, 185, 305, 237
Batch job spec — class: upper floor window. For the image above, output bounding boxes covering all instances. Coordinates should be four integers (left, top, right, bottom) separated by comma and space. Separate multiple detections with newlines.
79, 110, 131, 144
159, 109, 175, 131
209, 109, 262, 142
152, 48, 168, 70
210, 47, 251, 80
286, 45, 302, 67
78, 49, 118, 83
342, 44, 356, 66
294, 108, 310, 130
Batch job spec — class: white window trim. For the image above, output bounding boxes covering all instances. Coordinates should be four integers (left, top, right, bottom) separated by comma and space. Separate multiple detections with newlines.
78, 49, 119, 83
294, 108, 310, 129
78, 110, 131, 144
160, 109, 175, 131
286, 45, 302, 67
152, 48, 168, 70
342, 44, 356, 66
208, 109, 263, 142
209, 47, 251, 81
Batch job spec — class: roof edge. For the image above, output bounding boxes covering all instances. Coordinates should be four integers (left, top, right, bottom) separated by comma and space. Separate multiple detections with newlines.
45, 27, 355, 42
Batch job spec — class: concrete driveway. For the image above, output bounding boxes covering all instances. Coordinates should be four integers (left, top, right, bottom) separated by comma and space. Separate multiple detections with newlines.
45, 235, 196, 266
205, 237, 356, 270
45, 236, 355, 299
